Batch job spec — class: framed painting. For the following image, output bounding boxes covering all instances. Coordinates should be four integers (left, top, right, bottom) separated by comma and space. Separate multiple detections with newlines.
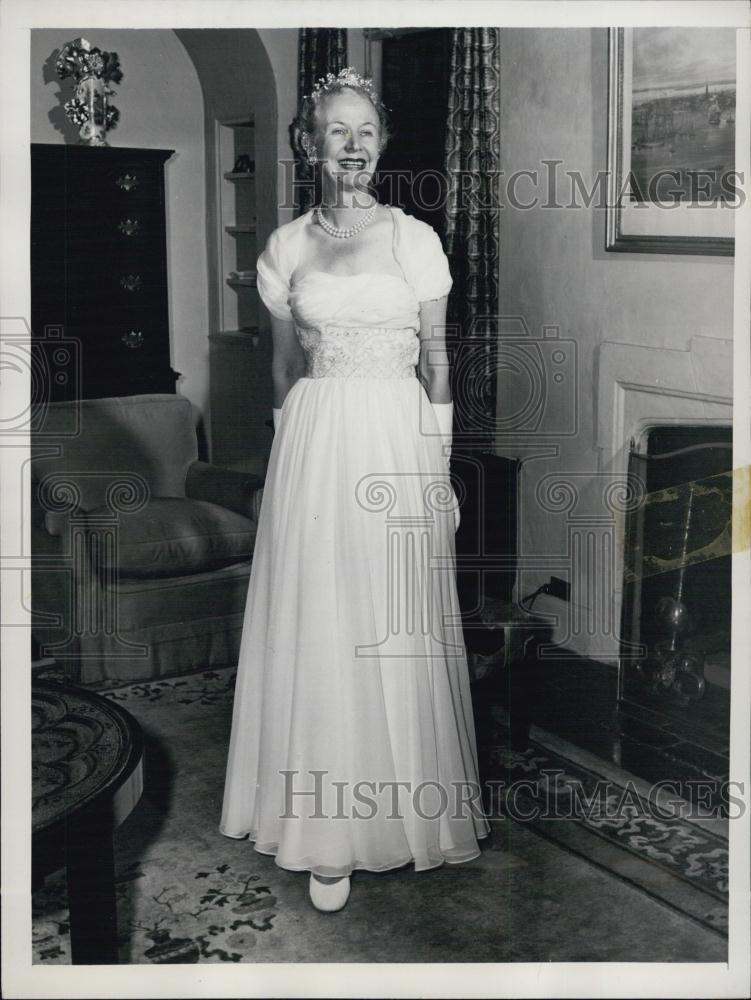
606, 26, 738, 256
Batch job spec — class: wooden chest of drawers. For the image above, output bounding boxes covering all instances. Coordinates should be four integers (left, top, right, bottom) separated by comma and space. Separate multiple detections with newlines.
30, 144, 179, 401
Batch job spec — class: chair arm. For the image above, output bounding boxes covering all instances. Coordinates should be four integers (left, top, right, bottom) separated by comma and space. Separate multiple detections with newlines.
31, 493, 86, 538
31, 520, 66, 557
185, 461, 264, 521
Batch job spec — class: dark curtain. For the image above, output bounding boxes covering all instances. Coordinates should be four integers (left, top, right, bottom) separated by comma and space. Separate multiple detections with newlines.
296, 29, 348, 212
378, 29, 451, 234
443, 28, 501, 451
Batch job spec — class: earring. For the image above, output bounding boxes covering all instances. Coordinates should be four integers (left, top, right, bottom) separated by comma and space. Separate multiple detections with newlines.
301, 132, 317, 166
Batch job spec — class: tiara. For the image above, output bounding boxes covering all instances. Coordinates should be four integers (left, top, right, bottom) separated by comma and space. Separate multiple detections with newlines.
305, 66, 382, 105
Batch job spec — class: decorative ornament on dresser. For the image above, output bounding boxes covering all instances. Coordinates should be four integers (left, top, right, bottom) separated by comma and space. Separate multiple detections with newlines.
55, 37, 122, 146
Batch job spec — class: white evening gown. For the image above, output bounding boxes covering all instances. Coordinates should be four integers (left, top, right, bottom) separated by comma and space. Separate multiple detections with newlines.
220, 207, 490, 877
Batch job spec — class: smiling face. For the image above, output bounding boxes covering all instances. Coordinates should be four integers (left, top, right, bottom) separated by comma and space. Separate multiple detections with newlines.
314, 88, 382, 194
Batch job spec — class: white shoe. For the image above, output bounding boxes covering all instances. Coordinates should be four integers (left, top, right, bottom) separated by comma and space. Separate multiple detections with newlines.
309, 873, 351, 912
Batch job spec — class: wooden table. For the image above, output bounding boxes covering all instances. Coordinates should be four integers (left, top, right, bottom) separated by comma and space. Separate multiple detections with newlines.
32, 680, 144, 964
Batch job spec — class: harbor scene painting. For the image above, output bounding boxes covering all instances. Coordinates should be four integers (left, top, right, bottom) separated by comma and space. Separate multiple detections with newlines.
630, 27, 736, 203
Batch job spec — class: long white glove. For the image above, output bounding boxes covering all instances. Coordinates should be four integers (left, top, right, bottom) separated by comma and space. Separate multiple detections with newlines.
431, 401, 460, 532
431, 401, 453, 468
273, 408, 283, 432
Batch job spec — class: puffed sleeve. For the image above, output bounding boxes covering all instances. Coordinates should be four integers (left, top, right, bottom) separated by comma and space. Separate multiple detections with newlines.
413, 220, 453, 302
256, 227, 293, 321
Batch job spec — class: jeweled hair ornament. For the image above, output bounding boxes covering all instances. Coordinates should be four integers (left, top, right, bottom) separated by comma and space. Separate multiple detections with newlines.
304, 66, 383, 107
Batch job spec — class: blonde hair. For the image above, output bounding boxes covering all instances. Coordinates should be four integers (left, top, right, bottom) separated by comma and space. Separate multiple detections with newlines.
292, 70, 391, 160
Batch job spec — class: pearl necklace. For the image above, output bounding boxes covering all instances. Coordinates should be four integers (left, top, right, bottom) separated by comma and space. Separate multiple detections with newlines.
316, 202, 377, 239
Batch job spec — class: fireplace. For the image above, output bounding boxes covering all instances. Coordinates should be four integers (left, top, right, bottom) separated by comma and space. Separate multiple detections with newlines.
595, 335, 733, 754
620, 425, 732, 732
491, 335, 734, 789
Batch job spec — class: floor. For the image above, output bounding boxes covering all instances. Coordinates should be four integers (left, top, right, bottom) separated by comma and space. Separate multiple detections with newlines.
235, 816, 727, 963
31, 664, 728, 965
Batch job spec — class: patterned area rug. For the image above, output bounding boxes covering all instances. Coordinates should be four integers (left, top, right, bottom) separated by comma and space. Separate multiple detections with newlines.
31, 666, 728, 963
480, 726, 728, 937
33, 858, 278, 964
32, 669, 283, 964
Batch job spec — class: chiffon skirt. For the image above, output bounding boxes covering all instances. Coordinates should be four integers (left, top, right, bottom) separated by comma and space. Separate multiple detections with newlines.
220, 375, 490, 877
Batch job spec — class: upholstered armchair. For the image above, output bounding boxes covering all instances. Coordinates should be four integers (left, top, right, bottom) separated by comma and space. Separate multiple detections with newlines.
31, 394, 264, 685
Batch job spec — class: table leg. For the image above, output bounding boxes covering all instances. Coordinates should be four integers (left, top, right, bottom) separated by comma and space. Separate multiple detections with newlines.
66, 808, 119, 964
509, 632, 543, 751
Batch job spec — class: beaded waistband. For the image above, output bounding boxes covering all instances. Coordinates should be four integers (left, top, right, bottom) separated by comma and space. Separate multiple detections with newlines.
297, 325, 419, 380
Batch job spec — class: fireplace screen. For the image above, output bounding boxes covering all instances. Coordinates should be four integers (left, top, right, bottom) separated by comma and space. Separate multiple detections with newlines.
620, 425, 732, 731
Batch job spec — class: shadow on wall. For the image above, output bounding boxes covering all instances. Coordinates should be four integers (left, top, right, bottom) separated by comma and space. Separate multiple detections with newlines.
41, 50, 80, 143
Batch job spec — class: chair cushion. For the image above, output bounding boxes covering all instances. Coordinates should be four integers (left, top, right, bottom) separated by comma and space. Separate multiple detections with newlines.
31, 394, 198, 512
87, 497, 257, 579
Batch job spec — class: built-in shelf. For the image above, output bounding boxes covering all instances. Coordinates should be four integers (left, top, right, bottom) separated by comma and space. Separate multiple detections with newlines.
212, 116, 270, 476
212, 327, 260, 339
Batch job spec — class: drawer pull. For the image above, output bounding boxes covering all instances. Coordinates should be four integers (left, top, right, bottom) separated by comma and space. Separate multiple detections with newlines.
119, 274, 143, 292
121, 330, 145, 349
117, 219, 141, 237
116, 173, 139, 192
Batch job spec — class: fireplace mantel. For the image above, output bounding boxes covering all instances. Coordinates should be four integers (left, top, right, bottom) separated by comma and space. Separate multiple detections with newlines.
596, 336, 733, 470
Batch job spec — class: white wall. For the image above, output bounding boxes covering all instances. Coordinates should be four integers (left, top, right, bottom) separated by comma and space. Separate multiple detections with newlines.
31, 29, 209, 447
257, 29, 299, 228
497, 29, 734, 660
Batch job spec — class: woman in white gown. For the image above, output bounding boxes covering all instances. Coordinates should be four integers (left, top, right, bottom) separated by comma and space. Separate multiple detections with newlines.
220, 68, 489, 911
